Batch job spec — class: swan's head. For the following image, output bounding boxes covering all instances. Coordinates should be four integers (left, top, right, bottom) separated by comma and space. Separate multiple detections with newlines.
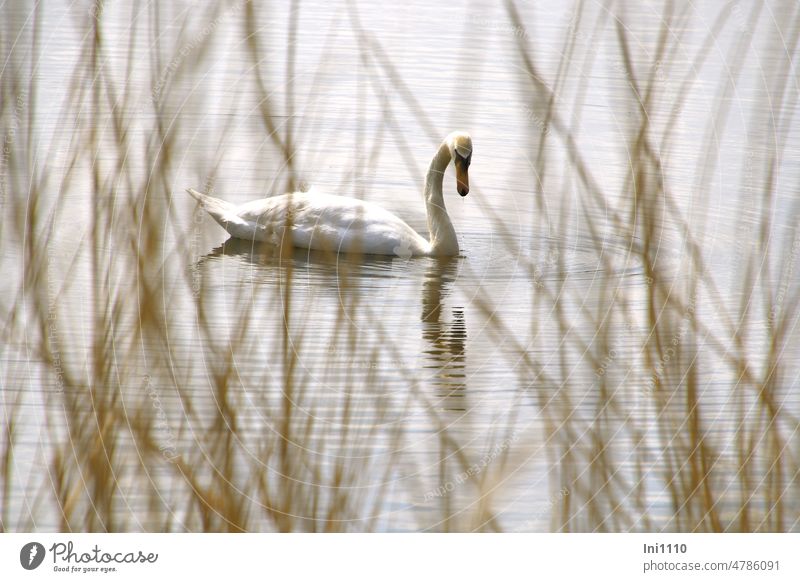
446, 131, 472, 197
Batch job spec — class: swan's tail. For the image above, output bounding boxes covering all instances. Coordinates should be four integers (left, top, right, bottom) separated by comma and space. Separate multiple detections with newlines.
186, 188, 243, 229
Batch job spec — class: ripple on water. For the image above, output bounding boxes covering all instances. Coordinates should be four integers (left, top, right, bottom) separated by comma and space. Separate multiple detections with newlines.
459, 230, 647, 285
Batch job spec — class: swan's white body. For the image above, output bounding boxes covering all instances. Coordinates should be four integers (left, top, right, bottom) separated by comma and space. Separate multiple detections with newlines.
188, 189, 432, 255
188, 132, 473, 257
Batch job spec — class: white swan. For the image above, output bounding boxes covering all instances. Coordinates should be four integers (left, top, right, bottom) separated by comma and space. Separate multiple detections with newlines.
187, 132, 472, 257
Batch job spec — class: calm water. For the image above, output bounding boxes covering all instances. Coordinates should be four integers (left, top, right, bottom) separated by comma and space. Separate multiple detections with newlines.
2, 0, 799, 531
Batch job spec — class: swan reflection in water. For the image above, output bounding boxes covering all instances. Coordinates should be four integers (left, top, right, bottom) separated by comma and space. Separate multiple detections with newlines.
195, 239, 467, 412
195, 236, 415, 285
420, 258, 467, 413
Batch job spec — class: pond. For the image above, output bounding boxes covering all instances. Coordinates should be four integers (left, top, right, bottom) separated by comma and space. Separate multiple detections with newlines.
1, 0, 798, 532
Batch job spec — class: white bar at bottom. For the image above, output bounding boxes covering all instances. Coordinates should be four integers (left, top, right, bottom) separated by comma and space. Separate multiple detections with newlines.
1, 533, 797, 581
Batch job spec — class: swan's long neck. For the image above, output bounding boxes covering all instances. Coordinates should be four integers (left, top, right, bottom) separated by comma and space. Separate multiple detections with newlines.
424, 141, 459, 256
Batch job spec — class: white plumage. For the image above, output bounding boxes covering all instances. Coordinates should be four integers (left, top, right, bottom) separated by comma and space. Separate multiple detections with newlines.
188, 131, 473, 257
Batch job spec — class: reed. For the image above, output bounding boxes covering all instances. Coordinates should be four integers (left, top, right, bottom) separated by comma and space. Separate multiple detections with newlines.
0, 0, 797, 532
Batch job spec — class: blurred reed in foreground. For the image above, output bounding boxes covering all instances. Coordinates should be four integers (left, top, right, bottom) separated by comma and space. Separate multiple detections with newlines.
0, 0, 798, 531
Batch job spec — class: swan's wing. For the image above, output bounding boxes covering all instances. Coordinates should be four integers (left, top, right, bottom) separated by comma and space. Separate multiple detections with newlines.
296, 197, 427, 255
234, 192, 428, 255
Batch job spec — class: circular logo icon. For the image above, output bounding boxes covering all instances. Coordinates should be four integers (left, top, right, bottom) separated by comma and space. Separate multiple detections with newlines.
20, 542, 46, 570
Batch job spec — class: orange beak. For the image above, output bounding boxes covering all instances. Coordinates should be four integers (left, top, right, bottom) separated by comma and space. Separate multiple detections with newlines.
455, 157, 469, 197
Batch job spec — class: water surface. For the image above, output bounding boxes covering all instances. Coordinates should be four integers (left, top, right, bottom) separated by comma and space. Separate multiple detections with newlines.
1, 0, 799, 532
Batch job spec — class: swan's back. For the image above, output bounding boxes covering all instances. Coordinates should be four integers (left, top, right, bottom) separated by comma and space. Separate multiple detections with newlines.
226, 191, 430, 256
